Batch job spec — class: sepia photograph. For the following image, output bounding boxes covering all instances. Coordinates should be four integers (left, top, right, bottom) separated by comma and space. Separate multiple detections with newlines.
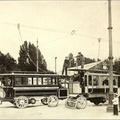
0, 0, 120, 119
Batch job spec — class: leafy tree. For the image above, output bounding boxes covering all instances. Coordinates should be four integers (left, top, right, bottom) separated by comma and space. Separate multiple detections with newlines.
113, 58, 120, 74
84, 57, 96, 64
18, 41, 47, 72
0, 51, 17, 72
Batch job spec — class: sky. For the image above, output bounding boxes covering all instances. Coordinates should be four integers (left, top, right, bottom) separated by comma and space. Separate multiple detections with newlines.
0, 0, 120, 73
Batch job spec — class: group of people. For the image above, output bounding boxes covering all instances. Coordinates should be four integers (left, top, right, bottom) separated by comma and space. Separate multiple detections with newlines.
62, 52, 84, 75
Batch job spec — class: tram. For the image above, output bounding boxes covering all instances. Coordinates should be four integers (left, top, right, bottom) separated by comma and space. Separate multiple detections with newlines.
0, 73, 69, 108
68, 69, 120, 105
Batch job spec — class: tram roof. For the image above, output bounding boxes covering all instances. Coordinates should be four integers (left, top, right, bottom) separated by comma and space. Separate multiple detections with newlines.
68, 68, 109, 73
0, 73, 68, 77
84, 72, 119, 76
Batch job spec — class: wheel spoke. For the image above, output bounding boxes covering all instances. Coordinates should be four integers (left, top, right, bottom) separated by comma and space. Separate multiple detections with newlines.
76, 96, 87, 109
15, 96, 28, 109
48, 95, 58, 107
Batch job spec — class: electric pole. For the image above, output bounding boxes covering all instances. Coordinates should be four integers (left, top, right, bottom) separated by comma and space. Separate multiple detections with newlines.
97, 38, 101, 61
107, 0, 114, 112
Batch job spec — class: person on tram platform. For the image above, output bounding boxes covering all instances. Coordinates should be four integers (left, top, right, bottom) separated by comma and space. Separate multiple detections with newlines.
2, 77, 12, 98
102, 77, 109, 85
62, 57, 69, 75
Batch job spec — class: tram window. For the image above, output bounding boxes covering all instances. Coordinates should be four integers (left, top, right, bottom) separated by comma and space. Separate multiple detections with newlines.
33, 78, 37, 85
50, 78, 57, 85
38, 78, 42, 85
93, 76, 98, 86
88, 75, 92, 85
47, 78, 52, 85
118, 76, 120, 87
51, 78, 56, 85
85, 75, 87, 86
28, 78, 32, 85
43, 78, 47, 85
102, 77, 109, 86
15, 77, 26, 85
113, 77, 117, 85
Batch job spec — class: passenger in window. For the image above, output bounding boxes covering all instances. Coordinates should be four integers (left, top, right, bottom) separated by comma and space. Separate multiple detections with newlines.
0, 78, 4, 87
102, 78, 109, 85
16, 81, 21, 85
7, 79, 11, 86
93, 78, 98, 85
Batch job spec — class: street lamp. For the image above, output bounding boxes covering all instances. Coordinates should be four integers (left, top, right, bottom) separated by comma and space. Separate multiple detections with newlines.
55, 57, 57, 74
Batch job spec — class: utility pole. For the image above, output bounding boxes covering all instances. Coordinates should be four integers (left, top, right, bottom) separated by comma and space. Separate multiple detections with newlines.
55, 57, 57, 74
107, 0, 114, 112
97, 38, 101, 61
36, 39, 39, 72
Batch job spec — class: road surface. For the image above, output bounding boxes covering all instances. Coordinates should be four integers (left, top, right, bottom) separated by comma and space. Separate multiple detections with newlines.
0, 99, 119, 119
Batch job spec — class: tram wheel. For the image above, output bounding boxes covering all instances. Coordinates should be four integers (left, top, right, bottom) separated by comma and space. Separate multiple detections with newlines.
15, 96, 28, 109
30, 98, 36, 104
76, 96, 87, 109
48, 95, 58, 107
41, 97, 48, 105
94, 102, 100, 105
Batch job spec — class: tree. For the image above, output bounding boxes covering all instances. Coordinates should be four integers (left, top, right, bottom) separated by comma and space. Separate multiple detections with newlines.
0, 51, 17, 72
84, 57, 96, 64
18, 41, 47, 72
113, 58, 120, 74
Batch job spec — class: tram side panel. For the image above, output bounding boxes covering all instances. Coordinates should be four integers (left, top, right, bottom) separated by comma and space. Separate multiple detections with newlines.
84, 74, 118, 105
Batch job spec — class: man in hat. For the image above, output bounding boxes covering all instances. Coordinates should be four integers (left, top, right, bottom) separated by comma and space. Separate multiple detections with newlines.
112, 93, 119, 115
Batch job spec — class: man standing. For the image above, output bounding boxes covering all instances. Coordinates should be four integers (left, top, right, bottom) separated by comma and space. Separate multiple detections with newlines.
112, 93, 119, 115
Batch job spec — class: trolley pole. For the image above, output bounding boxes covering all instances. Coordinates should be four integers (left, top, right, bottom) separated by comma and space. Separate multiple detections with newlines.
107, 0, 114, 112
36, 39, 39, 72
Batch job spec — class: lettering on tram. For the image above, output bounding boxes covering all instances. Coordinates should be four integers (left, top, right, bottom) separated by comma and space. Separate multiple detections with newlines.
0, 73, 69, 108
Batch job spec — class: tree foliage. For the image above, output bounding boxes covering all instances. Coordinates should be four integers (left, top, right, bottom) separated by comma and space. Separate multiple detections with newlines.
84, 57, 96, 64
18, 41, 47, 72
113, 58, 120, 74
0, 51, 17, 72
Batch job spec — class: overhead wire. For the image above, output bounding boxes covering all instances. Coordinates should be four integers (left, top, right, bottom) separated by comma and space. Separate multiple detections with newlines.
1, 20, 120, 45
68, 1, 108, 61
0, 1, 119, 72
75, 1, 107, 32
17, 23, 47, 73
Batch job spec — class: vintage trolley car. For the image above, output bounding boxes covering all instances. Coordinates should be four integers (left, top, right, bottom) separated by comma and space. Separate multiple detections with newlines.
0, 73, 69, 108
68, 69, 120, 105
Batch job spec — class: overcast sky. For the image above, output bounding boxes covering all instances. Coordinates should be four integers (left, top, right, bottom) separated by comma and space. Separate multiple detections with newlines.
0, 0, 120, 73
